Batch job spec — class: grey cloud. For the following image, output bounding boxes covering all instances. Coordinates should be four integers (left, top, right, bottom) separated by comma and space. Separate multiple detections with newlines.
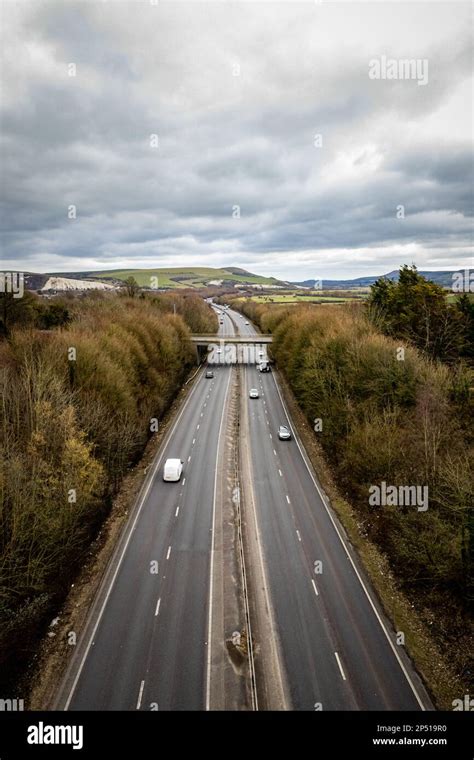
0, 0, 472, 278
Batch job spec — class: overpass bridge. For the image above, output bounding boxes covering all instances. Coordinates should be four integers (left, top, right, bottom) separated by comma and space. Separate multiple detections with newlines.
190, 333, 273, 346
190, 333, 273, 365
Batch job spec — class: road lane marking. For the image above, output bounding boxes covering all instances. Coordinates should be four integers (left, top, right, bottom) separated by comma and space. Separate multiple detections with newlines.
197, 424, 200, 430
136, 680, 145, 709
188, 455, 191, 462
175, 506, 180, 517
311, 579, 319, 597
296, 529, 301, 542
155, 598, 161, 617
269, 372, 426, 710
269, 433, 273, 439
278, 469, 282, 476
286, 495, 291, 504
182, 478, 186, 485
335, 652, 347, 681
192, 438, 196, 445
166, 546, 171, 560
273, 449, 277, 456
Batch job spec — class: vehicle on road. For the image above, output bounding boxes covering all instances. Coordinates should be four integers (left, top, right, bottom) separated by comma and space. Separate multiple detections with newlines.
249, 388, 259, 399
163, 458, 184, 481
258, 361, 271, 372
278, 425, 291, 441
205, 369, 214, 378
245, 321, 249, 325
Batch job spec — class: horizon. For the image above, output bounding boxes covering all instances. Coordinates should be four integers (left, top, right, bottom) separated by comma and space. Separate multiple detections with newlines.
13, 263, 471, 282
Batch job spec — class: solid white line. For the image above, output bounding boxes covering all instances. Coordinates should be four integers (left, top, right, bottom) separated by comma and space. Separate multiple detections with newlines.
311, 579, 319, 597
286, 495, 290, 504
335, 652, 347, 681
206, 367, 232, 710
175, 506, 180, 517
155, 598, 161, 617
136, 680, 145, 709
296, 529, 301, 542
270, 372, 426, 710
166, 546, 171, 560
63, 366, 206, 710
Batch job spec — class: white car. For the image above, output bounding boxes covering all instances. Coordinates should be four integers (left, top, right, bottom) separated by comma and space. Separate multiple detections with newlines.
163, 458, 184, 482
249, 388, 259, 399
245, 321, 249, 325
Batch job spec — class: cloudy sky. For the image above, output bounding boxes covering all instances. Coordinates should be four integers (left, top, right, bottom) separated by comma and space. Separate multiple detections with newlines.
1, 0, 472, 280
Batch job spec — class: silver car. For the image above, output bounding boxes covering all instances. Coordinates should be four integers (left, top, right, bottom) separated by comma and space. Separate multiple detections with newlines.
278, 425, 291, 440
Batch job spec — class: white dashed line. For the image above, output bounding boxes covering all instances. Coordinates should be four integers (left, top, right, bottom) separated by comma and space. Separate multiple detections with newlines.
175, 506, 180, 517
197, 424, 200, 430
278, 469, 283, 477
311, 579, 319, 597
269, 433, 273, 439
188, 455, 191, 462
136, 680, 145, 710
155, 598, 161, 617
273, 449, 277, 456
166, 546, 171, 560
192, 438, 196, 445
286, 495, 291, 504
296, 529, 301, 542
182, 478, 186, 485
335, 652, 347, 681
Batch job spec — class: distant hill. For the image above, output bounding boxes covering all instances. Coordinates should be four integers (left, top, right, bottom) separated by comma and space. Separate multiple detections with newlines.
47, 266, 287, 290
293, 270, 464, 290
18, 266, 465, 293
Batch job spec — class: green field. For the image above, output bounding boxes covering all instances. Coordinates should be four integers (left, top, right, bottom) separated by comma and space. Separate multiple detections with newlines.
446, 292, 474, 304
239, 292, 365, 304
90, 267, 282, 289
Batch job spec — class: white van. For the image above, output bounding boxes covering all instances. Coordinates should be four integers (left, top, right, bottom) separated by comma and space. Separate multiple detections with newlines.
163, 458, 184, 482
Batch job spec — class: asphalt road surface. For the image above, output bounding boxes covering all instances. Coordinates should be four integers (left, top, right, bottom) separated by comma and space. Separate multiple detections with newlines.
59, 307, 235, 710
238, 309, 428, 710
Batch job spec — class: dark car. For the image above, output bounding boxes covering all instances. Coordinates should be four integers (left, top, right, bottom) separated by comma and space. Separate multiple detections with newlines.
205, 369, 214, 379
278, 425, 291, 440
